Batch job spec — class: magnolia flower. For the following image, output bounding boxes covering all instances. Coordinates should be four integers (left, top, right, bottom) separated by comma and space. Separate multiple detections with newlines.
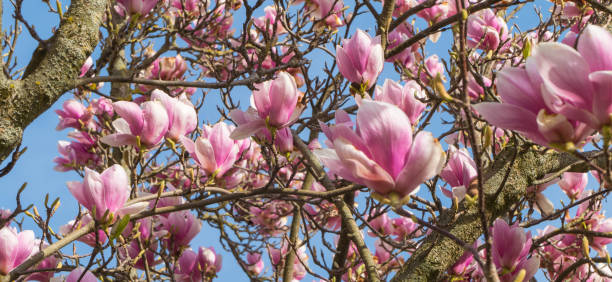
308, 0, 345, 29
230, 72, 302, 139
160, 210, 202, 251
174, 247, 222, 282
269, 240, 308, 281
101, 100, 169, 148
26, 242, 59, 282
419, 55, 446, 85
118, 218, 162, 270
115, 0, 159, 17
151, 90, 197, 141
316, 100, 445, 203
558, 172, 588, 200
67, 165, 146, 220
79, 57, 93, 77
55, 100, 95, 131
336, 29, 384, 88
367, 212, 394, 237
374, 79, 426, 125
474, 25, 612, 148
440, 145, 477, 201
386, 23, 419, 68
246, 252, 264, 276
0, 227, 36, 275
180, 122, 240, 178
254, 6, 287, 35
61, 267, 98, 282
491, 219, 540, 281
467, 9, 510, 51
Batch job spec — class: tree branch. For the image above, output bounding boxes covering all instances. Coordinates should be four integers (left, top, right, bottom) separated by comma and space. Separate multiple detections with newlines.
0, 0, 107, 163
391, 146, 603, 281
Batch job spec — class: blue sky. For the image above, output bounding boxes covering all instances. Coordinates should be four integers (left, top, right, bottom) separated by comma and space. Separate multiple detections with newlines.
0, 0, 609, 281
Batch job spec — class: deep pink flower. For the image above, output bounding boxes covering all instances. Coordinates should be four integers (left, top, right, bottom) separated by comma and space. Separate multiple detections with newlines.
67, 165, 146, 220
160, 210, 202, 251
55, 100, 95, 131
101, 100, 169, 148
374, 79, 426, 125
419, 55, 445, 84
230, 72, 302, 139
316, 100, 445, 203
115, 0, 159, 17
392, 217, 420, 241
467, 9, 510, 51
253, 6, 286, 35
119, 218, 162, 270
336, 29, 384, 88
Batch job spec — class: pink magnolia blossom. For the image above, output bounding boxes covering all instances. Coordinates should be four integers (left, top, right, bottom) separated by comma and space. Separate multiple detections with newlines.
0, 227, 36, 275
467, 9, 510, 51
118, 218, 163, 270
230, 72, 302, 139
160, 210, 202, 251
269, 240, 308, 280
336, 29, 384, 88
142, 55, 187, 82
180, 122, 240, 178
491, 219, 540, 281
151, 90, 197, 141
466, 73, 492, 100
440, 145, 477, 201
91, 98, 113, 117
26, 242, 59, 282
374, 79, 426, 125
246, 252, 264, 276
53, 139, 98, 172
174, 247, 222, 282
79, 57, 93, 77
419, 55, 446, 85
67, 165, 146, 220
386, 23, 419, 68
65, 267, 98, 282
254, 6, 286, 35
308, 0, 345, 29
100, 100, 169, 148
316, 100, 445, 203
55, 100, 95, 131
115, 0, 159, 17
592, 217, 612, 255
392, 217, 420, 241
472, 27, 612, 148
558, 172, 588, 200
367, 212, 394, 237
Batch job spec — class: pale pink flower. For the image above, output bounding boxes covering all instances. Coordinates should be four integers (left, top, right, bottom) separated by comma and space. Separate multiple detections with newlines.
0, 227, 36, 275
65, 267, 98, 282
160, 210, 202, 251
230, 72, 302, 139
490, 219, 540, 281
55, 100, 95, 131
67, 165, 146, 220
151, 90, 197, 141
316, 100, 445, 203
336, 29, 384, 88
559, 172, 588, 200
440, 145, 477, 201
180, 122, 240, 178
246, 252, 264, 276
100, 100, 169, 148
374, 79, 426, 125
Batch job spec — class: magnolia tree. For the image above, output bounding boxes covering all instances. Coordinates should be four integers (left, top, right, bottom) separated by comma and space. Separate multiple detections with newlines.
0, 0, 611, 281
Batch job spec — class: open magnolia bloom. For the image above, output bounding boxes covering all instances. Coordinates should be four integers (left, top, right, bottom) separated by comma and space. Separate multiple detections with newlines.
474, 24, 612, 150
316, 100, 445, 205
